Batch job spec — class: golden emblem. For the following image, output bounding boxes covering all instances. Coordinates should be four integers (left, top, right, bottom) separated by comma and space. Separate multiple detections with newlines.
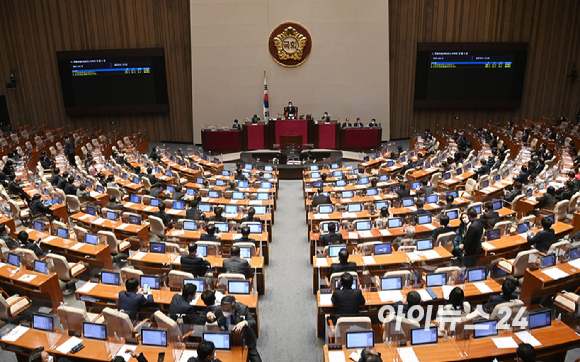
273, 27, 308, 61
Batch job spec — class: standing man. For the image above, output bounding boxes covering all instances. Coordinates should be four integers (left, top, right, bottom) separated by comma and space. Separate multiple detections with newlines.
460, 207, 484, 267
64, 133, 76, 167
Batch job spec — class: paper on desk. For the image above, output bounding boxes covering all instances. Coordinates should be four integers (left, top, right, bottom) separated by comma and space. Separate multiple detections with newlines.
423, 250, 441, 260
250, 200, 262, 205
77, 282, 97, 293
492, 337, 518, 349
144, 206, 154, 211
70, 243, 84, 250
313, 214, 329, 219
334, 187, 345, 191
362, 256, 376, 265
124, 202, 134, 208
114, 345, 137, 362
442, 285, 455, 300
167, 209, 180, 215
406, 252, 421, 261
397, 347, 420, 362
89, 191, 101, 198
473, 282, 493, 294
379, 229, 391, 236
349, 351, 361, 362
423, 223, 437, 230
358, 231, 373, 238
341, 198, 352, 203
201, 198, 210, 202
378, 290, 404, 302
328, 351, 346, 362
79, 214, 91, 220
541, 267, 569, 280
417, 289, 433, 301
407, 206, 417, 212
2, 326, 29, 342
132, 251, 147, 260
569, 259, 580, 269
320, 294, 333, 306
355, 185, 366, 189
189, 294, 200, 306
171, 230, 185, 236
93, 218, 106, 225
44, 236, 57, 242
342, 212, 357, 218
348, 232, 359, 239
0, 262, 6, 269
118, 223, 131, 230
17, 274, 37, 282
514, 331, 542, 347
316, 258, 328, 267
56, 336, 83, 354
481, 241, 496, 250
373, 196, 383, 201
179, 350, 198, 362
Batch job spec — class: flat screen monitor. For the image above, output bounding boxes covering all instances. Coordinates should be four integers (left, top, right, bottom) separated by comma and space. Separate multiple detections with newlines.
380, 277, 402, 291
237, 181, 249, 188
232, 192, 244, 200
133, 177, 140, 184
244, 164, 253, 170
492, 201, 503, 210
83, 322, 107, 341
445, 210, 459, 220
456, 168, 463, 176
472, 204, 482, 214
85, 233, 98, 245
141, 275, 160, 290
366, 188, 378, 196
34, 260, 48, 274
239, 247, 252, 259
214, 222, 229, 233
400, 156, 406, 163
345, 331, 374, 349
265, 166, 274, 171
216, 180, 226, 187
261, 182, 272, 189
33, 313, 54, 332
196, 246, 207, 257
473, 319, 499, 338
199, 203, 211, 212
318, 205, 333, 214
183, 279, 204, 291
410, 326, 438, 346
197, 178, 204, 184
101, 270, 120, 285
122, 173, 128, 180
183, 221, 197, 231
141, 329, 168, 347
402, 198, 414, 207
387, 218, 403, 229
482, 180, 489, 188
208, 190, 219, 198
569, 247, 580, 261
7, 253, 20, 267
342, 190, 354, 198
380, 175, 389, 181
165, 170, 172, 177
149, 242, 165, 254
416, 238, 433, 251
311, 172, 321, 179
443, 172, 451, 180
130, 195, 141, 203
228, 280, 251, 295
426, 272, 447, 287
426, 194, 438, 204
328, 246, 345, 258
336, 180, 347, 187
173, 201, 185, 210
333, 170, 343, 177
348, 203, 362, 213
186, 188, 196, 196
541, 254, 556, 269
359, 177, 369, 185
129, 215, 142, 225
467, 267, 487, 283
375, 201, 388, 210
487, 229, 501, 241
331, 164, 340, 169
57, 227, 69, 239
203, 332, 231, 350
106, 211, 117, 220
417, 214, 432, 225
374, 243, 392, 255
528, 309, 551, 330
355, 220, 372, 231
150, 199, 160, 207
411, 182, 421, 190
363, 156, 370, 162
34, 221, 44, 231
544, 214, 555, 223
225, 205, 238, 214
253, 206, 267, 215
257, 192, 269, 200
247, 223, 262, 234
387, 161, 394, 167
447, 190, 458, 198
86, 206, 97, 216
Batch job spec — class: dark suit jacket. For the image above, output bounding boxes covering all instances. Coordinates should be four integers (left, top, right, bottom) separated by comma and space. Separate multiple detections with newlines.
329, 261, 357, 277
321, 232, 343, 246
7, 181, 24, 198
49, 173, 61, 186
480, 211, 500, 228
529, 229, 556, 252
432, 225, 455, 241
557, 189, 574, 201
463, 219, 484, 265
65, 138, 75, 155
106, 202, 124, 211
30, 199, 52, 215
149, 151, 160, 161
0, 234, 19, 249
536, 193, 557, 209
199, 234, 219, 241
241, 215, 262, 223
476, 165, 490, 176
168, 294, 205, 324
63, 183, 78, 196
504, 189, 521, 203
118, 291, 154, 319
186, 208, 205, 221
57, 178, 68, 190
514, 172, 529, 185
181, 254, 211, 276
312, 194, 332, 208
419, 185, 433, 196
145, 174, 160, 185
395, 189, 411, 199
213, 302, 257, 348
484, 293, 518, 313
331, 288, 366, 315
223, 256, 251, 277
172, 192, 185, 201
209, 215, 227, 222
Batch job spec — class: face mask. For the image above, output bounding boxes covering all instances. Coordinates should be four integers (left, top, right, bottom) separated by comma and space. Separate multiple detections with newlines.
462, 216, 469, 224
47, 356, 54, 362
222, 311, 232, 318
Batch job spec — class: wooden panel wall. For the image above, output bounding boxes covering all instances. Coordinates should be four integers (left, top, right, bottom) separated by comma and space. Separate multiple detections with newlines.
0, 0, 192, 143
390, 0, 580, 140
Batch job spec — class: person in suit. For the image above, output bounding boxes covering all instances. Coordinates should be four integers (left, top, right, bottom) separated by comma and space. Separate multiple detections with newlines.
17, 230, 46, 258
225, 181, 238, 192
528, 217, 556, 252
50, 167, 62, 186
251, 114, 260, 123
118, 278, 154, 320
418, 178, 433, 196
504, 181, 523, 203
29, 194, 53, 216
369, 119, 378, 127
484, 279, 517, 313
106, 196, 124, 211
206, 296, 262, 362
172, 185, 185, 201
184, 340, 222, 362
394, 183, 411, 199
412, 200, 430, 220
232, 119, 241, 130
0, 224, 18, 249
312, 188, 332, 208
186, 199, 205, 221
480, 202, 500, 229
237, 226, 256, 245
241, 207, 262, 223
64, 133, 76, 166
149, 147, 161, 162
7, 174, 25, 199
63, 176, 78, 196
439, 194, 455, 210
514, 166, 529, 185
331, 272, 365, 315
476, 159, 490, 176
516, 343, 536, 362
521, 128, 530, 143
432, 215, 454, 242
181, 243, 211, 276
321, 112, 331, 122
393, 291, 423, 321
460, 207, 484, 267
223, 245, 251, 277
200, 290, 218, 320
168, 284, 205, 324
200, 224, 220, 241
342, 118, 353, 129
321, 222, 343, 246
284, 101, 297, 119
234, 170, 247, 181
209, 207, 227, 222
353, 118, 364, 128
150, 183, 165, 198
568, 171, 580, 192
329, 248, 357, 277
536, 186, 557, 209
152, 202, 171, 227
145, 167, 160, 185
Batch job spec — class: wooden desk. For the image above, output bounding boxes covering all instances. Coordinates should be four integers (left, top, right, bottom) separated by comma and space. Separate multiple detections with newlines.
0, 215, 17, 239
0, 263, 63, 311
520, 260, 580, 308
71, 212, 150, 244
23, 186, 68, 220
437, 171, 476, 191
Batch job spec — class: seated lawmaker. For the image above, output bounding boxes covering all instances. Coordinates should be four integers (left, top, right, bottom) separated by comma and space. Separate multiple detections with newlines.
321, 222, 343, 246
232, 119, 241, 130
7, 174, 25, 199
186, 340, 223, 362
394, 183, 411, 199
536, 186, 557, 209
369, 119, 378, 127
106, 196, 124, 211
342, 118, 352, 129
331, 272, 365, 315
118, 278, 154, 320
181, 243, 211, 277
29, 347, 72, 362
484, 279, 517, 313
223, 245, 251, 277
329, 248, 357, 277
504, 181, 523, 203
353, 118, 364, 128
312, 188, 332, 208
63, 176, 78, 195
412, 200, 431, 219
432, 215, 454, 241
200, 224, 220, 241
394, 291, 423, 321
152, 202, 171, 227
168, 283, 205, 324
149, 146, 161, 162
172, 185, 185, 201
528, 217, 556, 252
0, 224, 18, 249
209, 207, 227, 222
480, 202, 500, 228
241, 207, 262, 223
237, 226, 256, 244
186, 199, 205, 221
29, 194, 53, 216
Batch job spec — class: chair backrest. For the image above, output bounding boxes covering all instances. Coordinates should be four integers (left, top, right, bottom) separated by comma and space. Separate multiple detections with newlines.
73, 226, 88, 242
465, 179, 477, 191
382, 270, 412, 287
66, 195, 81, 213
217, 273, 245, 290
97, 230, 121, 254
148, 216, 166, 237
360, 241, 382, 254
106, 187, 122, 200
102, 307, 134, 339
398, 245, 416, 253
519, 215, 536, 226
490, 300, 524, 320
436, 232, 457, 252
434, 266, 462, 283
513, 249, 539, 277
14, 247, 37, 267
0, 292, 12, 321
335, 316, 372, 344
46, 253, 72, 280
153, 311, 182, 340
569, 192, 580, 212
141, 177, 151, 192
493, 221, 513, 235
430, 173, 442, 189
57, 305, 89, 333
165, 242, 181, 254
383, 316, 420, 342
554, 200, 570, 222
168, 270, 195, 289
121, 267, 143, 283
329, 271, 358, 291
547, 240, 570, 255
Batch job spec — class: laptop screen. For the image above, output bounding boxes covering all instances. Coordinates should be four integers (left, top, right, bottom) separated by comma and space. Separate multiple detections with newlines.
467, 267, 487, 283
141, 275, 161, 290
348, 203, 362, 213
203, 332, 231, 350
318, 205, 333, 214
173, 201, 185, 210
239, 247, 252, 259
487, 229, 501, 241
445, 210, 459, 220
34, 260, 48, 274
34, 221, 44, 231
8, 253, 20, 267
426, 272, 446, 287
141, 329, 167, 347
528, 309, 551, 330
518, 222, 530, 234
387, 218, 403, 228
541, 254, 556, 269
328, 246, 345, 258
257, 192, 269, 200
130, 195, 141, 203
253, 206, 267, 215
214, 222, 229, 233
86, 206, 97, 216
345, 331, 374, 349
101, 271, 120, 285
83, 322, 107, 340
473, 319, 498, 338
232, 192, 244, 200
570, 247, 580, 261
199, 203, 211, 212
85, 233, 98, 245
225, 205, 238, 214
33, 313, 54, 332
106, 211, 117, 220
57, 227, 69, 239
183, 279, 204, 291
129, 215, 142, 225
247, 224, 262, 234
228, 280, 251, 294
402, 198, 414, 207
355, 220, 372, 231
417, 214, 432, 225
416, 238, 433, 251
150, 242, 165, 254
411, 326, 438, 346
374, 243, 392, 255
183, 221, 197, 231
380, 277, 402, 291
426, 194, 438, 204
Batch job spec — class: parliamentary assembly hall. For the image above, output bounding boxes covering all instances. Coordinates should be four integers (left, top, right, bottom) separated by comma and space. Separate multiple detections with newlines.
0, 0, 579, 361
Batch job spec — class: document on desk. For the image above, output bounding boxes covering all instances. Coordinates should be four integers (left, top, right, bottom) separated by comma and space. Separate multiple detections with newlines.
171, 230, 185, 236
124, 202, 134, 208
144, 206, 154, 212
328, 351, 346, 362
342, 212, 357, 218
348, 232, 359, 239
473, 282, 493, 294
358, 231, 373, 238
79, 214, 91, 220
167, 209, 180, 215
313, 214, 329, 220
442, 285, 456, 300
179, 350, 198, 362
89, 191, 101, 198
250, 200, 262, 205
44, 236, 57, 242
77, 282, 97, 293
362, 256, 376, 265
481, 242, 496, 250
0, 262, 6, 269
514, 331, 541, 346
229, 200, 238, 204
319, 294, 333, 306
315, 258, 328, 267
56, 336, 83, 354
70, 243, 84, 250
569, 259, 580, 269
132, 251, 147, 260
17, 274, 37, 282
406, 252, 421, 261
2, 325, 29, 342
423, 250, 441, 260
417, 289, 433, 301
373, 196, 383, 201
542, 267, 569, 280
423, 224, 437, 230
379, 229, 391, 236
378, 290, 404, 302
355, 185, 366, 189
492, 336, 518, 349
396, 347, 419, 362
407, 206, 417, 212
114, 345, 137, 362
341, 198, 352, 203
117, 223, 131, 230
93, 218, 106, 225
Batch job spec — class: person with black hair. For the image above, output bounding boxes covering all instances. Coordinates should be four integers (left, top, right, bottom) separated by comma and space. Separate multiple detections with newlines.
50, 167, 62, 186
431, 215, 454, 241
76, 183, 90, 201
200, 224, 219, 241
354, 118, 364, 128
7, 174, 25, 199
152, 201, 171, 226
312, 188, 332, 208
439, 194, 455, 210
64, 133, 76, 166
63, 176, 78, 195
223, 245, 251, 277
145, 167, 160, 185
331, 272, 365, 315
241, 206, 262, 223
150, 183, 165, 198
29, 194, 53, 216
18, 230, 46, 258
225, 180, 238, 192
172, 185, 185, 201
395, 183, 410, 199
0, 224, 18, 249
149, 146, 160, 162
359, 347, 382, 362
329, 248, 357, 277
134, 166, 144, 178
516, 343, 536, 362
321, 222, 343, 246
504, 181, 523, 203
106, 196, 124, 211
201, 290, 217, 318
514, 166, 530, 185
168, 283, 205, 324
480, 202, 500, 228
206, 296, 261, 362
484, 279, 518, 313
186, 199, 205, 221
418, 178, 433, 196
238, 226, 256, 244
118, 277, 154, 320
528, 217, 556, 252
476, 159, 490, 176
412, 199, 430, 220
106, 174, 117, 189
29, 346, 73, 362
232, 119, 241, 129
185, 340, 223, 362
557, 180, 575, 201
342, 118, 353, 129
393, 290, 423, 321
209, 206, 227, 222
181, 243, 211, 277
234, 169, 247, 181
536, 186, 557, 209
460, 207, 483, 267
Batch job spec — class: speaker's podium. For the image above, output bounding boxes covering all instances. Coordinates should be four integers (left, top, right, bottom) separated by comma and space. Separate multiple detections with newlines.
274, 134, 312, 165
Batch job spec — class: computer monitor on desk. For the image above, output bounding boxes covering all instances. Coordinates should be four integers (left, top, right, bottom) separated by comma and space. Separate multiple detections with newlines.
411, 326, 438, 346
345, 331, 374, 349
